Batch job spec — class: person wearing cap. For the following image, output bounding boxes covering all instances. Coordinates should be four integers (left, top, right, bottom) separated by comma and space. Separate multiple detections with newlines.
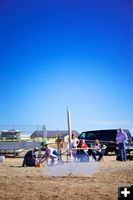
116, 128, 128, 161
22, 147, 39, 167
39, 144, 59, 166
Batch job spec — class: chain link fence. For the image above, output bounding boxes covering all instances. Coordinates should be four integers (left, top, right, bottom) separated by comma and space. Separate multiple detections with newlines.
0, 124, 46, 139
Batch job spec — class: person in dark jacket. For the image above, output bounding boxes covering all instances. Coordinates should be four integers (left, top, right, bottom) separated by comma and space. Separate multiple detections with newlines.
22, 147, 39, 167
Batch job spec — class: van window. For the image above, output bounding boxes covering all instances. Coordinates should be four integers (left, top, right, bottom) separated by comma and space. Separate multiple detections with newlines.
86, 132, 97, 140
78, 132, 86, 139
80, 130, 117, 141
96, 130, 116, 141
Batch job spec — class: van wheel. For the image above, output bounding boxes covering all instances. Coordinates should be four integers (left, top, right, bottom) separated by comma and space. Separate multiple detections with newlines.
115, 149, 119, 155
104, 149, 108, 155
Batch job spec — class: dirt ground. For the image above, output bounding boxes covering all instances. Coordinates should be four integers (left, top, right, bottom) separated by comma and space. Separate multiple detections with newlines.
0, 155, 133, 200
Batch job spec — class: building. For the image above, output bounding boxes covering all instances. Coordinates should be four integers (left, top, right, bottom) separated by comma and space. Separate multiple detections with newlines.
0, 130, 21, 140
30, 130, 79, 142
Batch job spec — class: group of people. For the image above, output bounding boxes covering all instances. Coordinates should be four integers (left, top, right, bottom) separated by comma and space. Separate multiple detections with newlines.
22, 128, 128, 167
22, 136, 105, 167
70, 133, 106, 162
72, 128, 128, 162
22, 143, 59, 167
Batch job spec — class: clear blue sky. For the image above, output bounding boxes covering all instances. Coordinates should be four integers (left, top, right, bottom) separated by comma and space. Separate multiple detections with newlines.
0, 0, 133, 134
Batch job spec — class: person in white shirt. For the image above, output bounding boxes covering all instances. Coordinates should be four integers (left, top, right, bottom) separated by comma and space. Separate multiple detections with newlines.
39, 144, 59, 166
70, 133, 79, 148
67, 133, 79, 161
92, 140, 106, 161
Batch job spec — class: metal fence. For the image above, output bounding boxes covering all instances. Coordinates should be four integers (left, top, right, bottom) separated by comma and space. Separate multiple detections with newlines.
0, 124, 46, 138
0, 141, 40, 150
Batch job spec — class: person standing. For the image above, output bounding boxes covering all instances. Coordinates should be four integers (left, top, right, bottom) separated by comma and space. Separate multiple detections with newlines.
116, 128, 128, 161
70, 133, 79, 148
67, 133, 79, 161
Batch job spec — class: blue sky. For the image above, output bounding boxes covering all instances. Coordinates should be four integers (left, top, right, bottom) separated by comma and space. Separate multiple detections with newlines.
0, 0, 133, 134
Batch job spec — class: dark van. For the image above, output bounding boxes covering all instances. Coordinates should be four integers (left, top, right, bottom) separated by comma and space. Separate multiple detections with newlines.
78, 129, 132, 155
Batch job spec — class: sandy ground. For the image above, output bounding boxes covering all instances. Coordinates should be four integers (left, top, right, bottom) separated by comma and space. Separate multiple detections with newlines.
0, 155, 133, 200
